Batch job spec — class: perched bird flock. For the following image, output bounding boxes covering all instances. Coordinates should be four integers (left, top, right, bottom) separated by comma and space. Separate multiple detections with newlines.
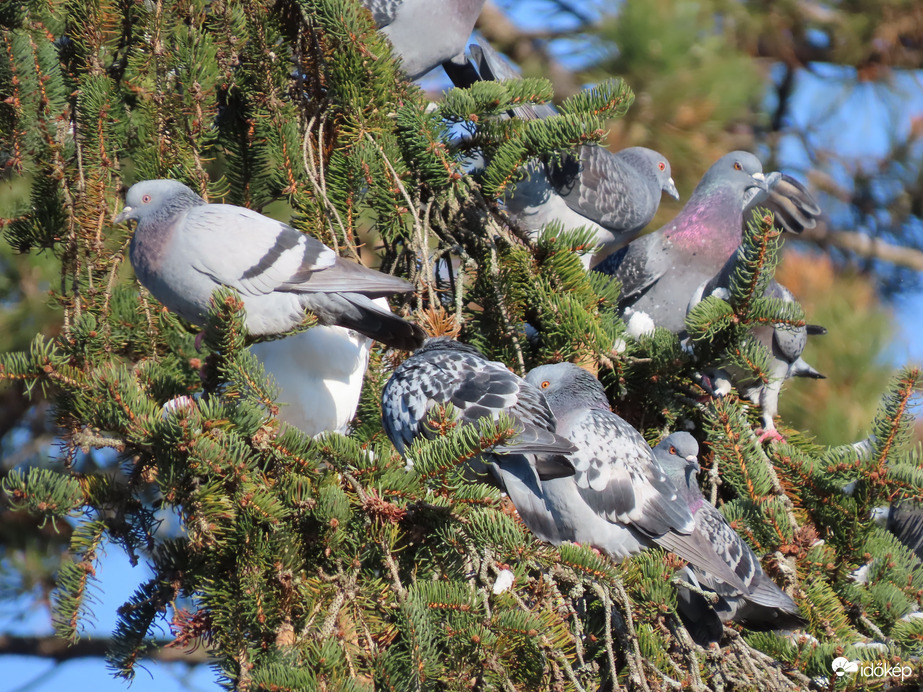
110, 0, 845, 644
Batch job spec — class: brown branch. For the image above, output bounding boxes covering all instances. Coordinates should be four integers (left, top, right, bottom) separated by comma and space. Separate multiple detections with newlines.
797, 222, 923, 272
0, 634, 209, 665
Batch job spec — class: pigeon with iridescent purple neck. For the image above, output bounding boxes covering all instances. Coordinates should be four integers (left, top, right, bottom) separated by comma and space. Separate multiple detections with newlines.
595, 152, 821, 333
654, 433, 804, 641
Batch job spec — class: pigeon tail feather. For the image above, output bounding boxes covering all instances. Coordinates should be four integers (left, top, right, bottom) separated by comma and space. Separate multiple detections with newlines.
305, 292, 424, 350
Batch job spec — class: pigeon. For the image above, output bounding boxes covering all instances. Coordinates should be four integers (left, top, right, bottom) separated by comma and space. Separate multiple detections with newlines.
362, 0, 486, 80
686, 250, 826, 441
595, 151, 822, 333
446, 39, 679, 269
523, 363, 748, 591
654, 432, 804, 641
886, 502, 923, 562
380, 337, 577, 543
114, 179, 425, 350
250, 324, 373, 436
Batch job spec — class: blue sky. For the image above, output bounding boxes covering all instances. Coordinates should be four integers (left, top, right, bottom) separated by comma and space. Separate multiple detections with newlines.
3, 550, 219, 692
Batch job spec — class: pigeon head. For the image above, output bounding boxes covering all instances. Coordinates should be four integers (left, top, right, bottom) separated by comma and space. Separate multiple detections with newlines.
622, 147, 680, 201
525, 362, 609, 413
695, 151, 768, 210
114, 179, 205, 224
654, 432, 701, 489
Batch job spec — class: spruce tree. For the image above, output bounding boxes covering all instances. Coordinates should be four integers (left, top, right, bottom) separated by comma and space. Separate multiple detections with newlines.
2, 1, 922, 690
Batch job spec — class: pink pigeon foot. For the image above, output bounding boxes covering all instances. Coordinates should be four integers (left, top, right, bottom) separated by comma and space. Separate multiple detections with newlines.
755, 427, 785, 444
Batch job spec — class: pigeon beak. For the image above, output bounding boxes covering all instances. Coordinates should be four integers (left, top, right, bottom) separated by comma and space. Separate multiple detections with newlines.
749, 171, 769, 192
113, 206, 133, 224
665, 178, 680, 201
685, 455, 700, 472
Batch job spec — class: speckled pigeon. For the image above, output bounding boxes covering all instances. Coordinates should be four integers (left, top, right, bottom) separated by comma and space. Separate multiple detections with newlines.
523, 363, 748, 591
362, 0, 485, 79
447, 38, 679, 269
250, 324, 374, 436
654, 433, 804, 640
686, 252, 826, 440
380, 337, 576, 543
114, 179, 424, 350
595, 152, 822, 333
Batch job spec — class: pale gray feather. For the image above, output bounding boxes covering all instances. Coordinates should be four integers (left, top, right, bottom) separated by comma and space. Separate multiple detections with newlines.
362, 0, 485, 79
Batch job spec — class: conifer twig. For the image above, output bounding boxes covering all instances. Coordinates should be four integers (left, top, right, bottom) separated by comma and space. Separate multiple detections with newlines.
366, 132, 437, 305
71, 429, 126, 452
669, 577, 719, 604
667, 616, 708, 692
319, 567, 358, 639
588, 582, 624, 692
301, 109, 350, 256
487, 242, 526, 375
608, 579, 651, 692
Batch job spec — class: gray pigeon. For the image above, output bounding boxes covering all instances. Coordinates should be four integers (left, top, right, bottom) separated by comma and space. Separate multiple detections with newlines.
886, 502, 923, 562
380, 337, 577, 543
362, 0, 485, 80
114, 180, 425, 350
447, 39, 679, 269
595, 151, 822, 333
686, 253, 826, 440
524, 363, 748, 592
654, 432, 804, 640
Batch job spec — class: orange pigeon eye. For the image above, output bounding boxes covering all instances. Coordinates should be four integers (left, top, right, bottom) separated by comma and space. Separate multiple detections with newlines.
658, 162, 666, 171
669, 446, 677, 455
733, 162, 742, 171
541, 381, 550, 389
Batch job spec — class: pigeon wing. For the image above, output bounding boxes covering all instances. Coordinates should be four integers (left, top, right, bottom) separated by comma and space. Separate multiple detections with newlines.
184, 204, 337, 297
746, 172, 821, 235
596, 233, 668, 305
382, 345, 573, 458
691, 503, 761, 597
361, 0, 399, 27
561, 409, 694, 535
547, 147, 654, 236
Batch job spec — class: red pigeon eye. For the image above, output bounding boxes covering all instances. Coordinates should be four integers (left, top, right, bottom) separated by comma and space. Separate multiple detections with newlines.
658, 162, 666, 171
541, 381, 550, 389
733, 162, 742, 171
669, 446, 677, 455
141, 194, 152, 204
